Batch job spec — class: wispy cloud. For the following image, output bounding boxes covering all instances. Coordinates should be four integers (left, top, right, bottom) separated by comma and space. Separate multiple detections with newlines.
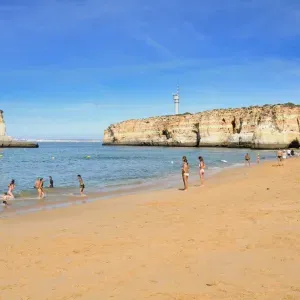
142, 35, 175, 59
183, 21, 206, 41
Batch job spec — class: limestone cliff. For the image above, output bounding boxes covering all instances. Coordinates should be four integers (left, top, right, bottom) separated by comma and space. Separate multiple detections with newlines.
0, 110, 38, 148
103, 104, 300, 149
0, 110, 6, 137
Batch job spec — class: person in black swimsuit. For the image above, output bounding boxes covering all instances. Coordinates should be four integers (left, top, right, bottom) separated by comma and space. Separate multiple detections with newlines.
245, 153, 250, 167
77, 175, 85, 196
49, 176, 54, 188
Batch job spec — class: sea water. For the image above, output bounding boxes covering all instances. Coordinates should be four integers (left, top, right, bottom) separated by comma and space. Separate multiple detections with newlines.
0, 143, 276, 214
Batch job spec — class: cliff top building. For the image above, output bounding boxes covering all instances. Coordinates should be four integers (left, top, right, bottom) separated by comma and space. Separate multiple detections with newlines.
172, 87, 180, 115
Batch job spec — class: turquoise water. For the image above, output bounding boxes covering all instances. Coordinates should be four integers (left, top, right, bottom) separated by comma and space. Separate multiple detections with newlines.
0, 143, 276, 213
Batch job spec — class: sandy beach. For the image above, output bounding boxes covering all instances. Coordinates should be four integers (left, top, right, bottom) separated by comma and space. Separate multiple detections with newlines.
1, 158, 300, 300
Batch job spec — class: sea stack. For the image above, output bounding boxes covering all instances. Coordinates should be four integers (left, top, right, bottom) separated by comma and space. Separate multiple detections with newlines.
0, 110, 39, 148
103, 104, 300, 149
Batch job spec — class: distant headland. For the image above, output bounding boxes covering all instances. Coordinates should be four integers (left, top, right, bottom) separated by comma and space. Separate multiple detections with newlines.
0, 110, 39, 148
103, 103, 300, 149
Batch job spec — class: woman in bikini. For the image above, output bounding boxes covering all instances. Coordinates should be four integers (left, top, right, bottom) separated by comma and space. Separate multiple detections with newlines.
198, 156, 206, 186
38, 178, 45, 199
181, 156, 189, 191
77, 175, 85, 196
7, 179, 15, 200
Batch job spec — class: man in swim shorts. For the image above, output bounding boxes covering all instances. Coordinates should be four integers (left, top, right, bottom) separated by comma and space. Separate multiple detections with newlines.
277, 149, 283, 166
245, 153, 250, 167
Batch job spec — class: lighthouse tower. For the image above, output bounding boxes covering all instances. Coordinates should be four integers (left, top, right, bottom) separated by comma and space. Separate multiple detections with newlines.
173, 86, 180, 115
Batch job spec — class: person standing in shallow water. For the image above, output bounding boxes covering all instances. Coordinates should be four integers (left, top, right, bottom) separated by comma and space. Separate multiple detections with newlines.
257, 153, 260, 164
245, 153, 250, 167
181, 156, 189, 191
34, 178, 43, 198
39, 178, 45, 199
49, 176, 54, 188
77, 175, 85, 196
198, 156, 206, 187
7, 179, 15, 199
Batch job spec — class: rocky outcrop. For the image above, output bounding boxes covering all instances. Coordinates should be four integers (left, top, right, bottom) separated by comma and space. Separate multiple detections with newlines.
0, 110, 39, 148
0, 110, 6, 136
103, 104, 300, 149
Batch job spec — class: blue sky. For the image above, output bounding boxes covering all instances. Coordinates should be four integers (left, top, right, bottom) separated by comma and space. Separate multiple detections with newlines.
1, 0, 300, 139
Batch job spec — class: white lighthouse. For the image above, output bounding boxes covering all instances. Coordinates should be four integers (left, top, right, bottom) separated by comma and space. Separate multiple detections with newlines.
173, 86, 180, 115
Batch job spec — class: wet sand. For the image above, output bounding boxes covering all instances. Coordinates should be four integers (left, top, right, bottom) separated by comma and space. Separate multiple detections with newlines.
1, 158, 300, 299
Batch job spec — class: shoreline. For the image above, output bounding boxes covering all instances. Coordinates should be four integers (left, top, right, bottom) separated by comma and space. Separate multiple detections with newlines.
1, 159, 249, 219
1, 158, 300, 299
102, 143, 290, 150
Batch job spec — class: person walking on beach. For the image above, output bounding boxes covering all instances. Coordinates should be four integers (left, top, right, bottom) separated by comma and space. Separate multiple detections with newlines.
77, 175, 85, 196
49, 176, 54, 188
198, 156, 206, 187
257, 153, 260, 164
277, 149, 283, 166
245, 153, 250, 167
181, 156, 189, 191
7, 179, 15, 199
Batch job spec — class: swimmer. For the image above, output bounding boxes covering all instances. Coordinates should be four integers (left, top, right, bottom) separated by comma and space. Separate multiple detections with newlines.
77, 175, 85, 196
7, 179, 15, 200
49, 176, 54, 188
198, 156, 206, 187
245, 153, 250, 167
257, 153, 260, 164
181, 156, 189, 191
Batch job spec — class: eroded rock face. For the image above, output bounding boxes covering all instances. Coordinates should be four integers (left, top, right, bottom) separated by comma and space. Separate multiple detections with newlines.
103, 105, 300, 149
0, 110, 38, 148
0, 110, 6, 136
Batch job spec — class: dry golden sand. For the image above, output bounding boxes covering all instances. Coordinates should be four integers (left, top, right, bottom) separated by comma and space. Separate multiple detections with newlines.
1, 159, 300, 300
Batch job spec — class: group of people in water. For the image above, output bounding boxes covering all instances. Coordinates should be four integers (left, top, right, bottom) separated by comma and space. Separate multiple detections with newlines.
2, 149, 298, 207
2, 175, 85, 207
